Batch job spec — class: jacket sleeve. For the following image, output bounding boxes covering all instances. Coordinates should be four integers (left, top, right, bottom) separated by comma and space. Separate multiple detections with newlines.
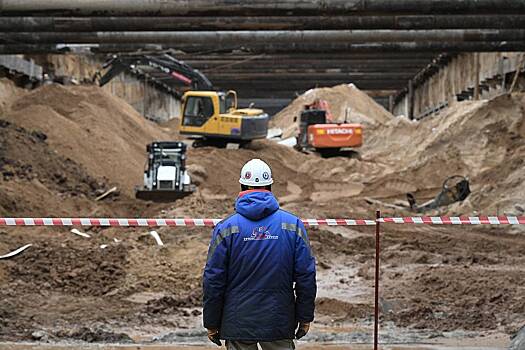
293, 219, 317, 323
202, 225, 229, 329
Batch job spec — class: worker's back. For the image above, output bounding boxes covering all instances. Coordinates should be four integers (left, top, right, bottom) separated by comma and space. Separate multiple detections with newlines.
203, 190, 316, 342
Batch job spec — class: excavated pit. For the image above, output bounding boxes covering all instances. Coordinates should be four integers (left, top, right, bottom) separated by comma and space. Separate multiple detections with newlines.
0, 81, 524, 346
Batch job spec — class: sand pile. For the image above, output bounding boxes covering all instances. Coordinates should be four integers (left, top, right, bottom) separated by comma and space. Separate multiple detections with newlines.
271, 84, 394, 138
361, 93, 525, 215
0, 119, 107, 216
4, 84, 176, 195
0, 78, 25, 115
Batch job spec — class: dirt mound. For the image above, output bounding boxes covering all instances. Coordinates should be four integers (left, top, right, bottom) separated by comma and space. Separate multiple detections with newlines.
384, 266, 525, 332
0, 119, 110, 216
4, 84, 174, 195
362, 93, 525, 216
271, 84, 394, 138
0, 78, 24, 115
9, 241, 128, 296
316, 298, 373, 321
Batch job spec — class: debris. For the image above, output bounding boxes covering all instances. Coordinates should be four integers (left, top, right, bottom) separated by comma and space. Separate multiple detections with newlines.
70, 228, 91, 238
407, 176, 471, 212
100, 244, 108, 249
95, 186, 118, 201
31, 330, 51, 342
226, 143, 240, 150
365, 197, 407, 211
509, 325, 525, 350
266, 127, 283, 139
149, 231, 164, 246
0, 244, 32, 259
277, 137, 297, 147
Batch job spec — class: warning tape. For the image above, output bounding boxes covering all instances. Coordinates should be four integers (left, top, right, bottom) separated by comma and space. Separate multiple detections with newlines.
379, 216, 525, 225
0, 216, 523, 227
0, 218, 375, 227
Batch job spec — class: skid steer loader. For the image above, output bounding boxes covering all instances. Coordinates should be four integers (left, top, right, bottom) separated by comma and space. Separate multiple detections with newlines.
135, 141, 195, 202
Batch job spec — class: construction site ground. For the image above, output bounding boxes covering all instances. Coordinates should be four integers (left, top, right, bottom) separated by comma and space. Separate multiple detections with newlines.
0, 80, 524, 348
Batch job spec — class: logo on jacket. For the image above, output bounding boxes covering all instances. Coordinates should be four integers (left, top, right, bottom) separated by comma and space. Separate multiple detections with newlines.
244, 226, 278, 241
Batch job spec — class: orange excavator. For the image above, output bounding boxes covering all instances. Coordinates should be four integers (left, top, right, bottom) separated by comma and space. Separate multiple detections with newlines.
294, 99, 363, 157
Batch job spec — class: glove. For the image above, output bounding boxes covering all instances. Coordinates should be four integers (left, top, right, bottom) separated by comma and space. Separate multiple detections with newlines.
207, 328, 222, 346
295, 322, 310, 339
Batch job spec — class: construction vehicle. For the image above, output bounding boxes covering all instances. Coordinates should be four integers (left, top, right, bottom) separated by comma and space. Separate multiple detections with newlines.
135, 141, 195, 202
179, 90, 269, 148
99, 52, 269, 148
294, 99, 363, 157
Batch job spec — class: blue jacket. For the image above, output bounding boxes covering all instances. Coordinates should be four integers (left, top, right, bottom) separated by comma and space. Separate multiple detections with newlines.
203, 190, 316, 341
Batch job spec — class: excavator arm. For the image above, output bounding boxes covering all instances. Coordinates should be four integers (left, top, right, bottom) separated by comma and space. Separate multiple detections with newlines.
98, 52, 214, 95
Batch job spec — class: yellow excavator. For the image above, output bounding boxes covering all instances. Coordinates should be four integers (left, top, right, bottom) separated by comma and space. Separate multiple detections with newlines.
179, 90, 269, 148
99, 52, 269, 148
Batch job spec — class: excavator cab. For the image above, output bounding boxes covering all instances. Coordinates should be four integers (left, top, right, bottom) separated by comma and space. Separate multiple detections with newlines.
179, 90, 269, 148
225, 90, 237, 111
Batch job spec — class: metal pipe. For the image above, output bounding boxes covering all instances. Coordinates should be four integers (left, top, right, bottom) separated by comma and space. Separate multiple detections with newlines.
178, 53, 438, 60
1, 0, 524, 16
2, 30, 524, 45
0, 44, 64, 54
199, 68, 422, 75
214, 81, 407, 90
1, 15, 525, 32
189, 60, 432, 70
2, 41, 525, 55
82, 41, 525, 55
374, 210, 381, 350
205, 72, 415, 80
198, 66, 425, 73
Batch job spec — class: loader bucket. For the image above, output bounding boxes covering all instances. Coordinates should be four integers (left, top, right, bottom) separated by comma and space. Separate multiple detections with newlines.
135, 189, 193, 202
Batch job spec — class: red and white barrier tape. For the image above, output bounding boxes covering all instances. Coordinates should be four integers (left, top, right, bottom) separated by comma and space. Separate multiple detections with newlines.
0, 218, 375, 227
0, 216, 523, 227
379, 216, 525, 225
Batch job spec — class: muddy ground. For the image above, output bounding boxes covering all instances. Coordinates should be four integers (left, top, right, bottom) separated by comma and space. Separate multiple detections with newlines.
0, 82, 524, 347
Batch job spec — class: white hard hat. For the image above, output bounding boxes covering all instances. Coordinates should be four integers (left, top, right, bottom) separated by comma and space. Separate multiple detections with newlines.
239, 159, 274, 186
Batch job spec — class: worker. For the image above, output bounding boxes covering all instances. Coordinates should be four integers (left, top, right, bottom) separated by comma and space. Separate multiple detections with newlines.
203, 159, 317, 350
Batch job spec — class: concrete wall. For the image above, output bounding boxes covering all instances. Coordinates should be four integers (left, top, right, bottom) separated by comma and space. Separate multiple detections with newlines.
0, 55, 43, 81
26, 54, 181, 122
103, 72, 181, 122
393, 52, 525, 118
